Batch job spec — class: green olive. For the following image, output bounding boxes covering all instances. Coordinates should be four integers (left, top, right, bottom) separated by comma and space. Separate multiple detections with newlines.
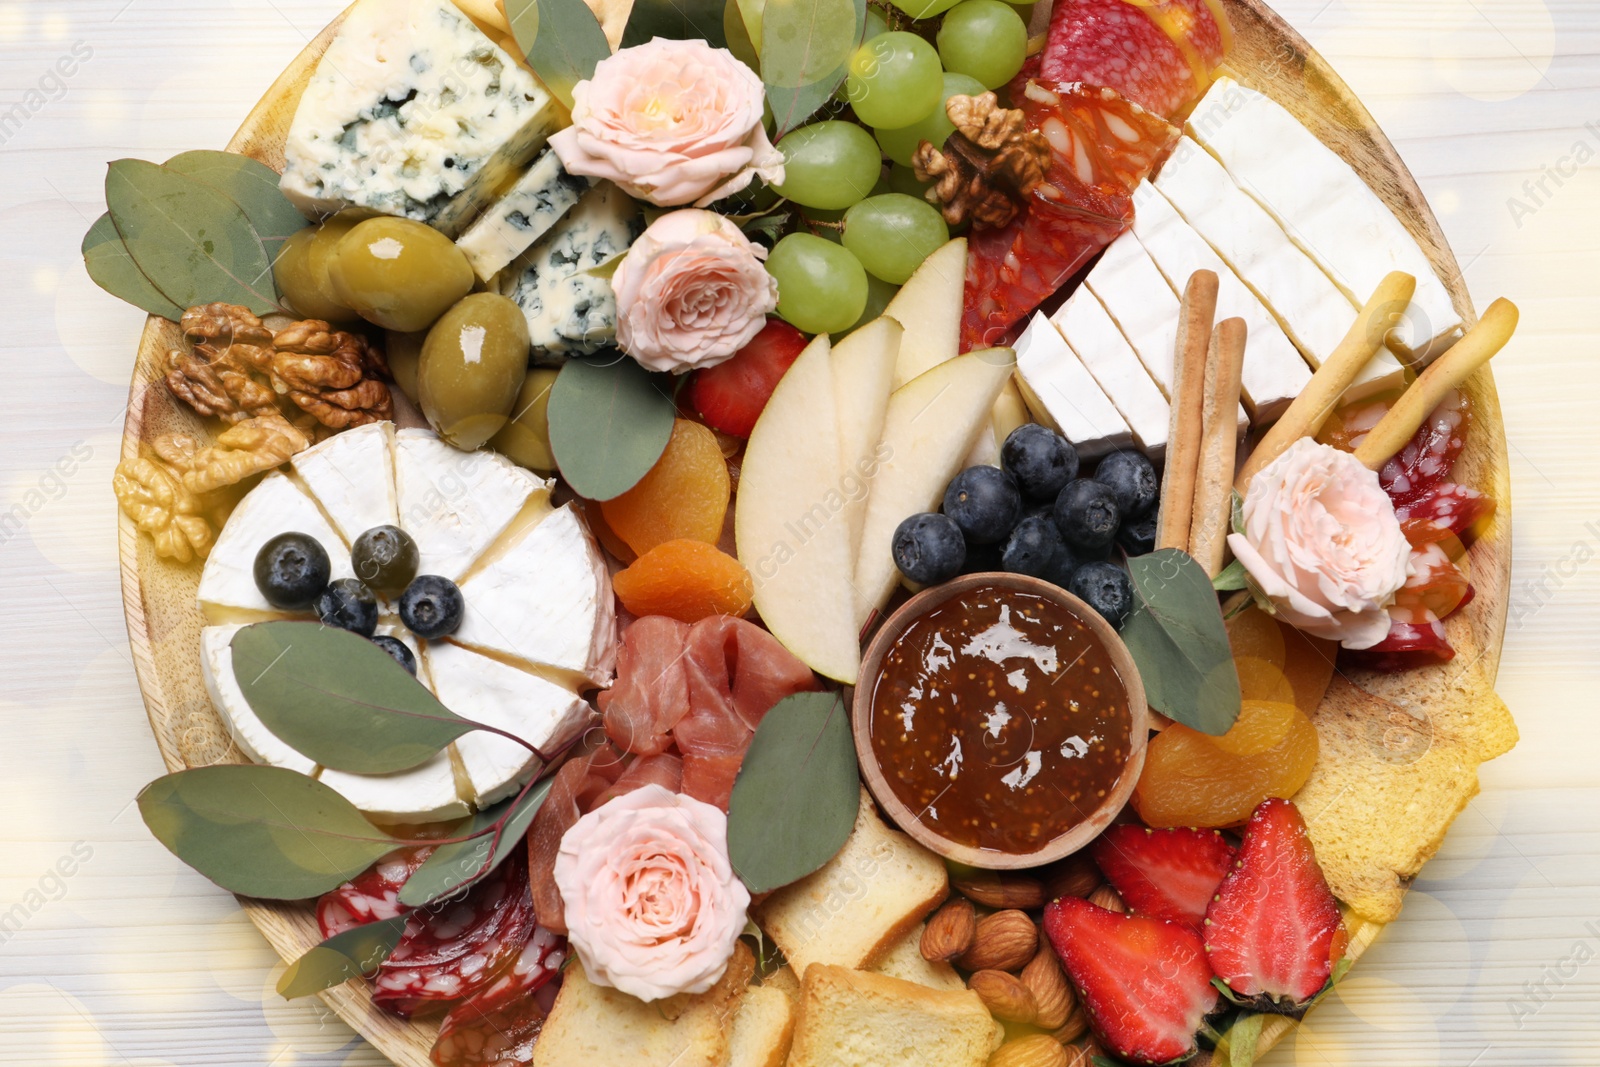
385, 330, 426, 404
330, 217, 474, 332
273, 213, 365, 322
489, 367, 561, 472
418, 293, 531, 450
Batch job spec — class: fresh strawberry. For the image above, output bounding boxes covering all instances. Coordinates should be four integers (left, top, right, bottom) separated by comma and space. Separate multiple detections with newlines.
1203, 797, 1348, 1016
684, 318, 807, 438
1091, 825, 1237, 931
1043, 896, 1218, 1065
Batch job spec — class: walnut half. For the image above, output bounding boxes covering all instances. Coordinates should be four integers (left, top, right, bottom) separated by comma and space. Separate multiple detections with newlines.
912, 92, 1051, 230
114, 452, 214, 563
154, 413, 310, 497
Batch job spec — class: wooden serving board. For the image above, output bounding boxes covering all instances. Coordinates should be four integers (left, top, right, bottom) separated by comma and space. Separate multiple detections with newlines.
115, 3, 1512, 1064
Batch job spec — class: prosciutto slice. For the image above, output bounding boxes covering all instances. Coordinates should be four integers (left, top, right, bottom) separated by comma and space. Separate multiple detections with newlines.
597, 616, 692, 756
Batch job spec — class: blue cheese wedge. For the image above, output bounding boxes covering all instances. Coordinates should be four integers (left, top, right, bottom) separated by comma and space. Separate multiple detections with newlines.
1188, 78, 1462, 366
289, 422, 397, 545
1050, 292, 1171, 459
200, 625, 317, 775
499, 182, 643, 360
1012, 312, 1132, 459
278, 0, 560, 237
198, 472, 354, 621
457, 149, 595, 282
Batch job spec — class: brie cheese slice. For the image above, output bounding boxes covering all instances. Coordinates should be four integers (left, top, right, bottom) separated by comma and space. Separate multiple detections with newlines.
1051, 290, 1171, 459
1012, 312, 1132, 459
290, 422, 397, 546
198, 472, 354, 621
317, 754, 469, 825
199, 625, 317, 775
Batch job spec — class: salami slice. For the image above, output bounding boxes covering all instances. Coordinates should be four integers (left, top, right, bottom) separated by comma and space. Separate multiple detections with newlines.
430, 926, 566, 1066
1389, 543, 1471, 626
1041, 0, 1230, 119
1397, 483, 1495, 550
1379, 389, 1472, 506
318, 846, 435, 939
1343, 618, 1455, 672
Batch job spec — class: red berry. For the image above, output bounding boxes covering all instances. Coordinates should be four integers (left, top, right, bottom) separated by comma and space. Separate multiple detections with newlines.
685, 319, 808, 438
1090, 825, 1236, 932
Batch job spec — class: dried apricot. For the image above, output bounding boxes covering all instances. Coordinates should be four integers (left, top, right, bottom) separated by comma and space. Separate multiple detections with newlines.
613, 539, 754, 623
1227, 606, 1335, 715
1131, 705, 1319, 829
1207, 700, 1298, 757
602, 420, 730, 556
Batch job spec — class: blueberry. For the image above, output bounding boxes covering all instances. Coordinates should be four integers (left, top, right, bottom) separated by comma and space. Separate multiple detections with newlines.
962, 538, 1005, 576
399, 575, 465, 639
1043, 539, 1084, 590
1117, 515, 1158, 558
315, 578, 379, 637
1001, 515, 1067, 579
1069, 561, 1135, 628
1053, 478, 1122, 554
1093, 450, 1159, 520
370, 635, 418, 676
943, 466, 1023, 545
1002, 424, 1080, 501
351, 525, 420, 598
254, 532, 331, 610
893, 513, 967, 585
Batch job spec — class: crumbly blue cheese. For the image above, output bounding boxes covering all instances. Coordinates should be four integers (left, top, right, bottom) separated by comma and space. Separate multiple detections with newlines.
498, 182, 642, 360
457, 149, 594, 282
278, 0, 559, 237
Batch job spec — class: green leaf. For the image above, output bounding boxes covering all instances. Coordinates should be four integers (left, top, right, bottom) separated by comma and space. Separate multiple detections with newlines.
232, 622, 481, 775
105, 158, 281, 316
164, 149, 310, 267
725, 0, 761, 71
506, 0, 612, 108
727, 692, 859, 894
1215, 1011, 1265, 1067
547, 353, 677, 501
277, 915, 409, 999
81, 212, 187, 320
1231, 488, 1246, 536
623, 0, 728, 49
760, 0, 865, 136
398, 777, 554, 907
1213, 557, 1249, 592
1091, 1058, 1124, 1067
1120, 549, 1242, 736
737, 0, 766, 52
138, 765, 403, 899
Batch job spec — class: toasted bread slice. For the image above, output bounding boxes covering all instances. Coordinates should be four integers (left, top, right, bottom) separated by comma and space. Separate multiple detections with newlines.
869, 922, 966, 992
729, 984, 796, 1067
785, 964, 1001, 1067
757, 788, 948, 977
765, 965, 801, 1003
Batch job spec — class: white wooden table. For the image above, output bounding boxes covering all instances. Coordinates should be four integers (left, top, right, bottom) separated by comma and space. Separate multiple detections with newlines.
0, 1, 1595, 1063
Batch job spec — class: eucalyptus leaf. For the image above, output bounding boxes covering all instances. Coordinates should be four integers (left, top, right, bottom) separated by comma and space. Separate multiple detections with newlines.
398, 777, 554, 907
81, 212, 186, 320
232, 622, 480, 774
138, 765, 403, 899
760, 0, 864, 136
737, 0, 765, 52
106, 158, 281, 316
547, 353, 677, 500
277, 915, 409, 999
1216, 1011, 1264, 1067
1120, 549, 1242, 736
724, 0, 761, 72
506, 0, 612, 108
1212, 557, 1249, 592
727, 692, 859, 894
165, 149, 310, 266
623, 0, 727, 48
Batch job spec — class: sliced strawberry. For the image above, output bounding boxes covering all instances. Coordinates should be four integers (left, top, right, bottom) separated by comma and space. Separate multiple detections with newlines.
1204, 798, 1348, 1016
1043, 897, 1218, 1065
1091, 825, 1236, 931
684, 318, 807, 438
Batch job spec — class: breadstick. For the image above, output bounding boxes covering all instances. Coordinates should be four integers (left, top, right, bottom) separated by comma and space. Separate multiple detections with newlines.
1189, 317, 1248, 577
1156, 271, 1219, 552
1235, 271, 1417, 494
1354, 297, 1519, 470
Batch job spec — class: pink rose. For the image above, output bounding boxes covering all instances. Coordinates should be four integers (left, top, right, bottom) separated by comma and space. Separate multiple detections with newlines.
554, 784, 750, 1001
550, 38, 784, 208
613, 209, 778, 373
1228, 439, 1412, 649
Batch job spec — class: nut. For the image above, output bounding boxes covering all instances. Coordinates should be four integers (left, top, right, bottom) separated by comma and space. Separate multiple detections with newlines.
1050, 1007, 1090, 1045
1020, 945, 1076, 1030
912, 91, 1051, 229
969, 969, 1038, 1024
922, 897, 978, 963
1062, 1034, 1102, 1067
113, 452, 214, 563
954, 872, 1046, 911
1043, 854, 1102, 901
270, 323, 393, 429
155, 413, 310, 496
988, 1034, 1069, 1067
1088, 884, 1127, 914
958, 910, 1038, 972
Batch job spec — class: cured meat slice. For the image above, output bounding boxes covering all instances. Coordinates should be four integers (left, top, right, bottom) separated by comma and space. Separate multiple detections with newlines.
596, 751, 684, 806
1041, 0, 1230, 119
527, 745, 626, 933
430, 926, 565, 1067
1379, 390, 1471, 506
1390, 543, 1471, 626
1398, 483, 1495, 551
597, 615, 692, 756
373, 850, 537, 1017
318, 846, 435, 939
685, 616, 819, 731
1343, 618, 1454, 672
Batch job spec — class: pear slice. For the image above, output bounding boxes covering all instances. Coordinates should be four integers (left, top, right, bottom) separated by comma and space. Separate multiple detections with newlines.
854, 347, 1019, 625
886, 238, 967, 391
735, 334, 862, 684
831, 316, 903, 558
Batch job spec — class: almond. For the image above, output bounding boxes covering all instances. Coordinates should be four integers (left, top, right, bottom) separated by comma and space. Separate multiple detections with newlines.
1050, 1006, 1090, 1045
1063, 1034, 1104, 1067
953, 871, 1047, 910
958, 909, 1039, 972
1020, 945, 1076, 1029
1088, 884, 1127, 914
1043, 853, 1102, 901
968, 968, 1038, 1024
921, 897, 978, 962
988, 1034, 1070, 1067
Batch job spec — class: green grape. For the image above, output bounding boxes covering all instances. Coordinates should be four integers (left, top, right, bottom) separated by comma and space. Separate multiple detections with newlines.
937, 0, 1028, 90
773, 122, 884, 210
874, 72, 987, 167
837, 273, 901, 338
886, 0, 962, 17
863, 7, 891, 41
841, 193, 950, 284
845, 31, 943, 130
767, 234, 870, 335
887, 163, 934, 198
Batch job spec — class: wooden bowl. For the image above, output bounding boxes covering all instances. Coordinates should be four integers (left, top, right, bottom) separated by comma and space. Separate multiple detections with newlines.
853, 573, 1149, 870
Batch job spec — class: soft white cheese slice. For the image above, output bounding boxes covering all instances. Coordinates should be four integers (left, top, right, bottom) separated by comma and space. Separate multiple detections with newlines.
199, 624, 318, 775
424, 641, 591, 808
392, 429, 549, 582
317, 754, 468, 824
1187, 77, 1463, 365
1050, 290, 1171, 459
453, 503, 617, 689
456, 149, 595, 282
290, 422, 397, 547
1012, 312, 1132, 459
1129, 184, 1311, 424
198, 472, 355, 621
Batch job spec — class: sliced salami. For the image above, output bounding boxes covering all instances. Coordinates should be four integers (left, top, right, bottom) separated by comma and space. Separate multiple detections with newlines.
1397, 482, 1494, 549
430, 926, 566, 1066
1379, 389, 1472, 506
1389, 543, 1471, 626
1041, 0, 1229, 119
318, 846, 435, 939
1343, 618, 1454, 672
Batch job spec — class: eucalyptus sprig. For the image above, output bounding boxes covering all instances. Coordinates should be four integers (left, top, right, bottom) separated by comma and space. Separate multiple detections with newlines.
1119, 548, 1243, 736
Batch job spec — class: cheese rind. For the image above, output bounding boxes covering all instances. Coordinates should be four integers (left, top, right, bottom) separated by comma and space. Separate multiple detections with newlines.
289, 422, 397, 546
457, 149, 595, 282
1011, 312, 1132, 459
200, 625, 317, 775
1051, 290, 1171, 459
198, 472, 354, 620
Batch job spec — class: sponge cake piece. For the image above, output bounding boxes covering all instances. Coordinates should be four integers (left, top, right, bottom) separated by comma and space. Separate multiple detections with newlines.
729, 984, 797, 1067
870, 923, 966, 993
785, 965, 1001, 1067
